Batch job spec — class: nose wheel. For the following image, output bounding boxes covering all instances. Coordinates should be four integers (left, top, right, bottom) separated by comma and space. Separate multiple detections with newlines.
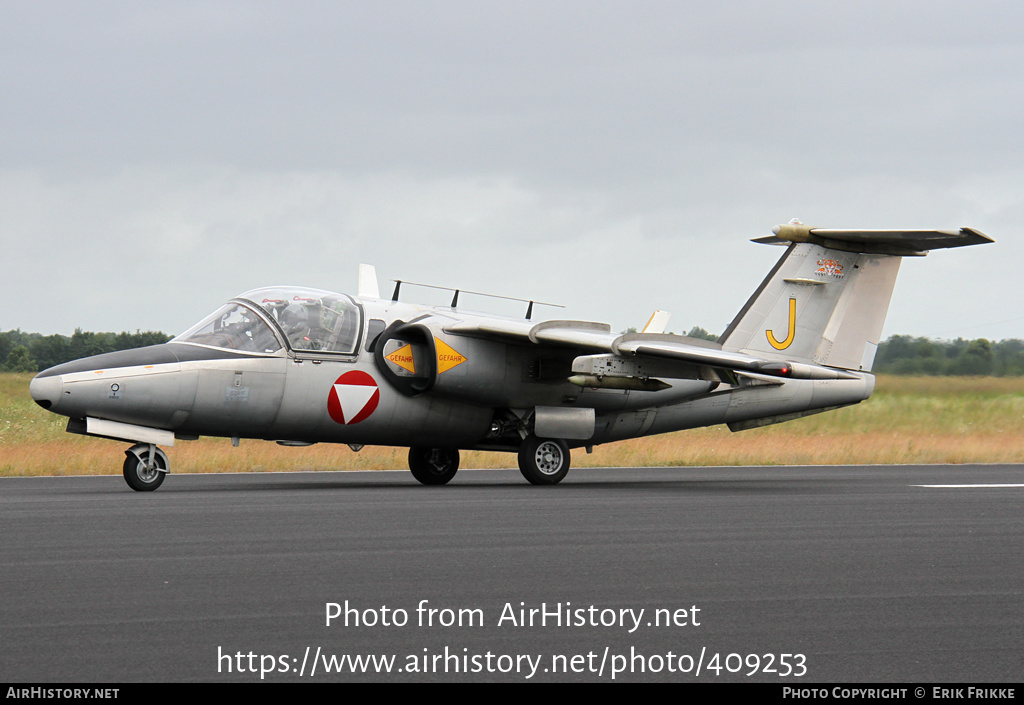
123, 443, 169, 492
518, 435, 570, 485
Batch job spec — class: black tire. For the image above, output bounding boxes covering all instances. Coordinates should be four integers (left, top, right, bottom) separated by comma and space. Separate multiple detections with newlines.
408, 447, 460, 485
123, 446, 168, 492
518, 436, 570, 485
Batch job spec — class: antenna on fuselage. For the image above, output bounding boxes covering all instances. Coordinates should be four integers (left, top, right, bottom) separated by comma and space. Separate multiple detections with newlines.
357, 263, 380, 299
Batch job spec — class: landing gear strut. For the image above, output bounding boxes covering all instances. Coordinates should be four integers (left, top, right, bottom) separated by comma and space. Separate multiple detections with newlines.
123, 443, 169, 492
408, 447, 460, 485
518, 435, 570, 485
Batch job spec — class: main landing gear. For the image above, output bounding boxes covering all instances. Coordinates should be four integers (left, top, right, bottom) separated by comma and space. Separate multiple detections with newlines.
408, 447, 461, 485
407, 436, 572, 486
123, 443, 169, 492
517, 435, 570, 485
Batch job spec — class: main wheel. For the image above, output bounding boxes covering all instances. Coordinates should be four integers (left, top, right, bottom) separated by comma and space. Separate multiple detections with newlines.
123, 445, 169, 492
408, 447, 460, 485
518, 436, 570, 485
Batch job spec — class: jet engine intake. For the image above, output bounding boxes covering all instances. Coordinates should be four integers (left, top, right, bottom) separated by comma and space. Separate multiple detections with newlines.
373, 321, 437, 396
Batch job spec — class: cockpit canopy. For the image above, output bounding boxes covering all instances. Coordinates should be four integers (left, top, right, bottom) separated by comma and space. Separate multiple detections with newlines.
173, 287, 362, 355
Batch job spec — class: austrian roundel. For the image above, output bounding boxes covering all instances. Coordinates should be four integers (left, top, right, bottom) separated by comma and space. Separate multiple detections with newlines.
327, 371, 380, 425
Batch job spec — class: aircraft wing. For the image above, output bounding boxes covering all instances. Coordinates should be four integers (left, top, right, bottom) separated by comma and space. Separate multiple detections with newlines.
445, 318, 616, 352
445, 319, 856, 382
613, 337, 765, 371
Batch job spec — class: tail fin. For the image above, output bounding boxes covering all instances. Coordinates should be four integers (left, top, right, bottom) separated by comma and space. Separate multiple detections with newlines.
718, 223, 992, 372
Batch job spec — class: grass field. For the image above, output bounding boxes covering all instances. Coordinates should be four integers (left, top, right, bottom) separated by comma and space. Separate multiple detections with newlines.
2, 373, 1023, 477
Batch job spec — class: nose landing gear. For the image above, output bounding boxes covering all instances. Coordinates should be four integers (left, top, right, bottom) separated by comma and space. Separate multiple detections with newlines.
123, 443, 169, 492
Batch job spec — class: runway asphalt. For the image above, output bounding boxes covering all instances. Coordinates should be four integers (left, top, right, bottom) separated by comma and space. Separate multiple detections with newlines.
2, 464, 1022, 683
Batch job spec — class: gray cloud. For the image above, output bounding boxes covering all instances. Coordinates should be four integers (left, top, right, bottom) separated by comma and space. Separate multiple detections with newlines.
1, 1, 1020, 340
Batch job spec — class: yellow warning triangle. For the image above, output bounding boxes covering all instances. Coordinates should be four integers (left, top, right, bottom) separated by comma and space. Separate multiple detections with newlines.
435, 338, 467, 374
385, 344, 416, 374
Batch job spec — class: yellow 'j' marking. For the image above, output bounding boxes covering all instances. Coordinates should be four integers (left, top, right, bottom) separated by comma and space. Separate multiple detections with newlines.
767, 298, 796, 350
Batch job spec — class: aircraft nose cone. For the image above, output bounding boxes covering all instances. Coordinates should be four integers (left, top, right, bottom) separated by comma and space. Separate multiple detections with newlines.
29, 373, 63, 411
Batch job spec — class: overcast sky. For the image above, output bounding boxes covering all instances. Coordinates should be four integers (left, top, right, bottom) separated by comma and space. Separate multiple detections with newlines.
2, 1, 1021, 341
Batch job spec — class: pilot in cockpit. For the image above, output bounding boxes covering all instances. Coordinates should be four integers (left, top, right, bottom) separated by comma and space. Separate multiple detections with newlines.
276, 297, 345, 352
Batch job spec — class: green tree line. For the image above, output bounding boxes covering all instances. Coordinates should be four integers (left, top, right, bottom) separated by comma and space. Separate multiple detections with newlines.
0, 329, 172, 373
872, 335, 1024, 376
1, 327, 1022, 376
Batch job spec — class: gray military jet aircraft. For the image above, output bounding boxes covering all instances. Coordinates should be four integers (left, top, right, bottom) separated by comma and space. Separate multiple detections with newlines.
29, 222, 992, 491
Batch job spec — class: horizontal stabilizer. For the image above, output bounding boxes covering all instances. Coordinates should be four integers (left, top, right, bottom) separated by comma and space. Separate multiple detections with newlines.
754, 223, 993, 256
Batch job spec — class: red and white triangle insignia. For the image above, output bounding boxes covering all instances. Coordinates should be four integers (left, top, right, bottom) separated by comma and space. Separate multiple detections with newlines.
327, 371, 380, 425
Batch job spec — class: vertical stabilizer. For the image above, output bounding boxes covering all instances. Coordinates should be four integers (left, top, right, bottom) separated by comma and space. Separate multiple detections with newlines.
718, 224, 992, 372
